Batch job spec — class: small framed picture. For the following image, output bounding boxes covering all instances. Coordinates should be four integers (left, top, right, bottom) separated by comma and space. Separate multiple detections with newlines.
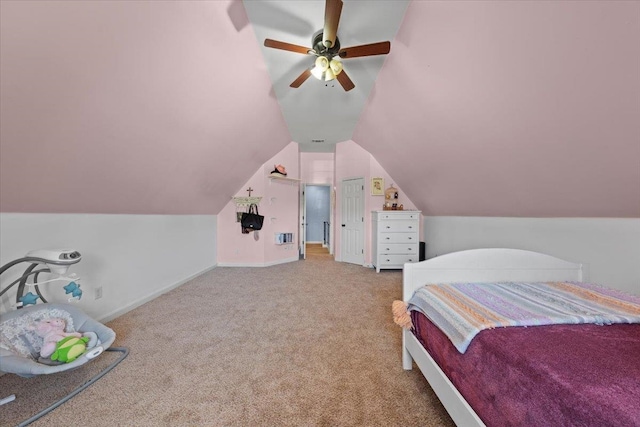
371, 177, 384, 196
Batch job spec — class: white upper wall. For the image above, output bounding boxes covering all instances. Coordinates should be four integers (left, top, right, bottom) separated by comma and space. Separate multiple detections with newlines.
0, 213, 217, 320
423, 216, 640, 295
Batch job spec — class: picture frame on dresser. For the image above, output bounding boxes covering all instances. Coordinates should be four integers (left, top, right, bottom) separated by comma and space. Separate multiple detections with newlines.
371, 177, 384, 195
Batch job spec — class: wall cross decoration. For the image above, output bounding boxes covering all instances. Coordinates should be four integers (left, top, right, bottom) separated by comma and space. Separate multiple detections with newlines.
246, 187, 254, 196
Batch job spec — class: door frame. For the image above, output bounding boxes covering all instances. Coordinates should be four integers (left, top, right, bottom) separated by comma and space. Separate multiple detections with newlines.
299, 183, 306, 260
300, 183, 333, 258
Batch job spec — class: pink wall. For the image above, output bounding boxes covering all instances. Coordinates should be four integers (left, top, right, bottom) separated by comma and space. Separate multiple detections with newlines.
3, 1, 636, 219
219, 142, 417, 266
0, 0, 291, 215
217, 142, 299, 265
355, 0, 640, 217
300, 152, 334, 185
369, 156, 418, 214
334, 141, 419, 264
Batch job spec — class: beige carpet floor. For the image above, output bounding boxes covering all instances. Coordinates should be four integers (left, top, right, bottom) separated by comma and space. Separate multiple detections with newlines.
1, 255, 454, 426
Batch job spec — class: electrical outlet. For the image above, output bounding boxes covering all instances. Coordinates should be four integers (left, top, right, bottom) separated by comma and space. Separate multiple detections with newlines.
95, 286, 103, 300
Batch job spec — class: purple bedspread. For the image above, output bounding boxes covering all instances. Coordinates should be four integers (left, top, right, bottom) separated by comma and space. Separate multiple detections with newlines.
412, 311, 640, 427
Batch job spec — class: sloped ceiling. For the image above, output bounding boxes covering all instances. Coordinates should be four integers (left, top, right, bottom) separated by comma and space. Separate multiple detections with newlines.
1, 0, 639, 218
354, 0, 640, 217
0, 0, 291, 215
242, 0, 409, 151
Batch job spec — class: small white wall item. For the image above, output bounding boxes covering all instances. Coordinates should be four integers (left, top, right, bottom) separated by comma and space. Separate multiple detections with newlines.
423, 216, 640, 295
233, 197, 262, 208
0, 213, 217, 321
275, 233, 294, 245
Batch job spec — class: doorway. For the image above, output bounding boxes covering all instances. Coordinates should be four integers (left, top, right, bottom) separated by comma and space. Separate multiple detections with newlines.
301, 184, 332, 259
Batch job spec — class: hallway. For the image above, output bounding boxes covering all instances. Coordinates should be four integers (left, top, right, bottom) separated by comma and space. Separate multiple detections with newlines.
305, 243, 331, 258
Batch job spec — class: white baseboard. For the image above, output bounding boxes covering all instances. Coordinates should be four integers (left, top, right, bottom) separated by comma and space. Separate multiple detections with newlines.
98, 264, 217, 323
218, 257, 299, 267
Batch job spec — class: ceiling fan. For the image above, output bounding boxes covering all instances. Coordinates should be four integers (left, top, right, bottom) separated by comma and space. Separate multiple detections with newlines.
263, 0, 391, 92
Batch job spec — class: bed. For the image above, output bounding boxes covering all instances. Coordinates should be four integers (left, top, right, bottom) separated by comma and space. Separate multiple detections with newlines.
401, 248, 640, 427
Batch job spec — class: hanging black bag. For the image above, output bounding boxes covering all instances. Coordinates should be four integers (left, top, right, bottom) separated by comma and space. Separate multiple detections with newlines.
241, 203, 264, 232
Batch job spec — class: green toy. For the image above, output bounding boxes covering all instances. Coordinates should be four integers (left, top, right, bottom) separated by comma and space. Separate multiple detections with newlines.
51, 336, 89, 363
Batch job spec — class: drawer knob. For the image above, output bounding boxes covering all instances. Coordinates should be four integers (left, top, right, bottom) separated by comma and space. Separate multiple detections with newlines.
407, 226, 413, 229
386, 226, 391, 229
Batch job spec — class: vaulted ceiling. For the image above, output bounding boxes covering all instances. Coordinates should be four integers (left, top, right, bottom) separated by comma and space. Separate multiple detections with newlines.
1, 0, 638, 217
242, 0, 409, 151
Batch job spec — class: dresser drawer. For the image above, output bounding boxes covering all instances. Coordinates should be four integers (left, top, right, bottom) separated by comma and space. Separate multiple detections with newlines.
378, 243, 418, 255
378, 233, 418, 244
377, 212, 420, 220
377, 254, 419, 266
372, 210, 422, 273
378, 220, 418, 233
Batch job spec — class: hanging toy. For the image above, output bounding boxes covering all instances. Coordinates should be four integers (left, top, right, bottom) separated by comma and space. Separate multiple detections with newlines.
63, 281, 83, 300
19, 292, 40, 306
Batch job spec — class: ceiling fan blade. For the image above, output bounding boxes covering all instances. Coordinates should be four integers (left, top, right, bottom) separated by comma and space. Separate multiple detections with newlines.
336, 69, 355, 92
323, 0, 343, 49
290, 69, 312, 88
264, 38, 313, 55
338, 41, 391, 59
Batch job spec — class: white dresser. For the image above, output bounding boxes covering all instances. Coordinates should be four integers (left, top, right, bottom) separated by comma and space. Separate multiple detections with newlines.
372, 211, 421, 273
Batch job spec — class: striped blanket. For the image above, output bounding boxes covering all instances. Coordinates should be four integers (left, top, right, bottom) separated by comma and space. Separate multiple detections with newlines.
408, 281, 640, 353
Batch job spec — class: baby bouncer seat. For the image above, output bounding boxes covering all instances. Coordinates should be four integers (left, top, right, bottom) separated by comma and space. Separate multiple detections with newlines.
0, 303, 117, 377
0, 249, 128, 424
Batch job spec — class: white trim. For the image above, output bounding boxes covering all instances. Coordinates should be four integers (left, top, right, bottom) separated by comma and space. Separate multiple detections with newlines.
99, 264, 217, 323
217, 257, 298, 268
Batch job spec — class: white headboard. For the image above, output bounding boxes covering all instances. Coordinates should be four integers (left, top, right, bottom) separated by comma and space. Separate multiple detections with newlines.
403, 248, 583, 301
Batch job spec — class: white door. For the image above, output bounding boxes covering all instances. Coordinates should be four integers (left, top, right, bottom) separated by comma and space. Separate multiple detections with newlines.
299, 184, 306, 260
341, 178, 365, 265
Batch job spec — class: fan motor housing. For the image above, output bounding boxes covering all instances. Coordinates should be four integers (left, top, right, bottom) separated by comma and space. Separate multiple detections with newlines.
312, 31, 340, 56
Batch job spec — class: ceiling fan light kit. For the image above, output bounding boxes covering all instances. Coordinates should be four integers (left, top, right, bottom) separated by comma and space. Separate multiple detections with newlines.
263, 0, 391, 92
310, 56, 343, 82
